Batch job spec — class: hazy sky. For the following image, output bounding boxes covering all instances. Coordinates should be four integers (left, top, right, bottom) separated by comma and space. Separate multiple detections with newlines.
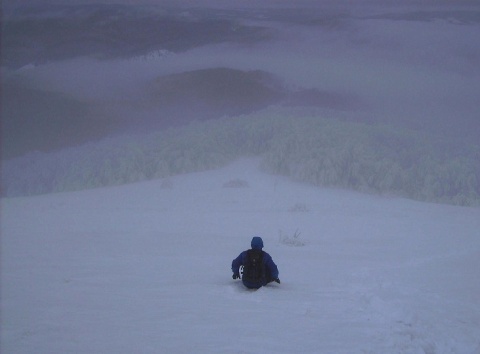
4, 0, 478, 9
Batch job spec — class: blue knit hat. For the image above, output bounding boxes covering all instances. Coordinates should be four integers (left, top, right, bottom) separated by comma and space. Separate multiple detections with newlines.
251, 236, 264, 250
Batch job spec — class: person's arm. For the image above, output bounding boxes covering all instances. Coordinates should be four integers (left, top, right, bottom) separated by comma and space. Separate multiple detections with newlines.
264, 253, 279, 280
231, 251, 245, 276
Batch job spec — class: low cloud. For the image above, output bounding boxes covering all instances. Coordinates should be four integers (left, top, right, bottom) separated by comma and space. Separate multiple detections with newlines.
2, 2, 480, 157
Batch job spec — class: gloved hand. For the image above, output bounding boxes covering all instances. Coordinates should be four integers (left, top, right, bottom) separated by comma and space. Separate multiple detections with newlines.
274, 278, 281, 284
232, 273, 240, 280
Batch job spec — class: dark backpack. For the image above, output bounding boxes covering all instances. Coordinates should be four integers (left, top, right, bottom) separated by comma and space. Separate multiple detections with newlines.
242, 249, 265, 283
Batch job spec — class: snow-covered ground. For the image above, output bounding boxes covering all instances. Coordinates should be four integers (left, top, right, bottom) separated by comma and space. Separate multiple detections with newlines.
1, 158, 479, 353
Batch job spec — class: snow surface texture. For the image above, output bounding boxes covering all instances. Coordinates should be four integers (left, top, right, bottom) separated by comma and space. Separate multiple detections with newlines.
2, 158, 479, 353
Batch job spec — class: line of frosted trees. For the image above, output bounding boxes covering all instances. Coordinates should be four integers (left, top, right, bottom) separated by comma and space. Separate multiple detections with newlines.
3, 107, 479, 206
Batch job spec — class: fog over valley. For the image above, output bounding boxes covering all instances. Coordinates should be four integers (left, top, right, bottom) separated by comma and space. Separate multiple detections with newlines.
1, 0, 479, 205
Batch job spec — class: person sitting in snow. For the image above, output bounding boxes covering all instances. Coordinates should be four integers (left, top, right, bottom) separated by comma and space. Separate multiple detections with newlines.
232, 236, 280, 289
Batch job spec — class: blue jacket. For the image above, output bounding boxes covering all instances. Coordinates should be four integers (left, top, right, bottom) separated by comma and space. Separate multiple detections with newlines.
232, 237, 279, 289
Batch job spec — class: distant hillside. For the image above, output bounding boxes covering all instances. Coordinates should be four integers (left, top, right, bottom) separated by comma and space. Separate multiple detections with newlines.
1, 82, 114, 159
2, 4, 272, 69
2, 67, 360, 158
144, 67, 286, 126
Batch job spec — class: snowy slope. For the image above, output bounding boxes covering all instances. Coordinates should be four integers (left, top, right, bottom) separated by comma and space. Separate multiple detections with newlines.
1, 158, 479, 353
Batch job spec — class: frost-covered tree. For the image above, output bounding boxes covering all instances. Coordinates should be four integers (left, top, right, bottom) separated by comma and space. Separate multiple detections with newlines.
2, 107, 479, 206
